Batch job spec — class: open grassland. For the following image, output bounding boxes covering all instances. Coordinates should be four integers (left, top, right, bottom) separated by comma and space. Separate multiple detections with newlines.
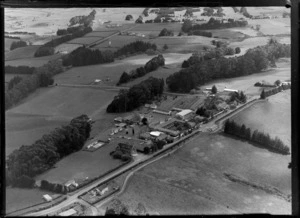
93, 35, 148, 50
248, 18, 290, 36
200, 58, 290, 97
5, 45, 40, 61
210, 29, 247, 41
132, 23, 183, 32
5, 53, 62, 67
246, 7, 290, 16
54, 43, 82, 54
113, 132, 291, 214
84, 30, 117, 38
6, 187, 56, 214
67, 36, 102, 45
231, 90, 291, 147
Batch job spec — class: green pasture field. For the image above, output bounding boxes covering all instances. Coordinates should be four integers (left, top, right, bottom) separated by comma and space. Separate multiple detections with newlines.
5, 53, 62, 67
5, 45, 40, 61
115, 132, 291, 214
5, 38, 19, 52
67, 36, 102, 45
84, 31, 117, 38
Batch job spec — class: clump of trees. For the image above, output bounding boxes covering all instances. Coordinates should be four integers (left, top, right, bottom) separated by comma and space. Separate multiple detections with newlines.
229, 91, 247, 103
107, 77, 164, 113
34, 46, 55, 57
117, 55, 165, 85
158, 28, 174, 36
240, 7, 252, 18
40, 180, 68, 194
201, 7, 225, 17
167, 42, 290, 93
62, 46, 114, 66
181, 17, 248, 33
114, 40, 157, 58
125, 14, 133, 21
69, 9, 96, 27
5, 60, 63, 110
10, 40, 27, 50
211, 85, 217, 94
6, 115, 92, 188
235, 47, 241, 54
7, 76, 23, 90
196, 106, 211, 118
135, 16, 143, 23
224, 120, 290, 155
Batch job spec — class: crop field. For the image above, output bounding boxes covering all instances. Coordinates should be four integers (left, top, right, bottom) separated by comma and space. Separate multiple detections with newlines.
114, 132, 291, 214
4, 38, 19, 52
231, 90, 291, 147
67, 36, 102, 45
5, 53, 62, 67
5, 45, 40, 61
200, 58, 291, 98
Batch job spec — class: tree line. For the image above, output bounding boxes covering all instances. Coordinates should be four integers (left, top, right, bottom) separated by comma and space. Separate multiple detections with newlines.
224, 120, 290, 155
6, 115, 92, 188
5, 60, 63, 110
201, 7, 225, 17
34, 26, 93, 57
181, 18, 248, 33
260, 83, 291, 99
158, 28, 174, 36
117, 54, 165, 85
167, 40, 290, 93
10, 40, 27, 50
107, 77, 164, 113
69, 9, 96, 27
62, 46, 114, 67
40, 180, 68, 194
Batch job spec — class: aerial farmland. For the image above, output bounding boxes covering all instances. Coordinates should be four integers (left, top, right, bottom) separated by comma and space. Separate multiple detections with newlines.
4, 6, 293, 216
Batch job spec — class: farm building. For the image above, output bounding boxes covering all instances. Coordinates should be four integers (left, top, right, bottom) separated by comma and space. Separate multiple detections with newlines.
176, 109, 194, 121
115, 122, 127, 128
150, 131, 163, 137
59, 208, 77, 216
139, 132, 152, 140
281, 81, 291, 86
65, 180, 78, 188
153, 109, 171, 115
123, 114, 141, 124
223, 88, 239, 93
135, 140, 153, 153
42, 194, 52, 202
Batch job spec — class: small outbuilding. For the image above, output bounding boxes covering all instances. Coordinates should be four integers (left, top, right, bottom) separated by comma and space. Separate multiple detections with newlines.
150, 131, 163, 137
43, 194, 53, 202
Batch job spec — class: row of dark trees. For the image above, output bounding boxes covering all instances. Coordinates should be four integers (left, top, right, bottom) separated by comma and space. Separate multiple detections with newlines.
224, 120, 290, 155
62, 46, 114, 67
167, 40, 290, 93
188, 30, 212, 37
40, 180, 68, 194
260, 83, 291, 99
10, 40, 27, 50
117, 55, 165, 85
7, 76, 23, 90
181, 18, 248, 33
114, 40, 157, 58
34, 26, 93, 57
107, 77, 164, 113
6, 115, 92, 188
5, 65, 35, 74
158, 28, 174, 36
5, 60, 63, 110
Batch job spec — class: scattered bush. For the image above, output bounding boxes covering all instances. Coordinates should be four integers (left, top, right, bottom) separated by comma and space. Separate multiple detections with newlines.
158, 28, 174, 37
235, 47, 241, 54
125, 14, 133, 21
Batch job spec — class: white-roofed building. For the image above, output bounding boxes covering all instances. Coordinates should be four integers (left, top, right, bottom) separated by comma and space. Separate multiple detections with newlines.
150, 131, 163, 137
176, 109, 194, 121
42, 194, 52, 202
59, 208, 77, 216
223, 88, 239, 93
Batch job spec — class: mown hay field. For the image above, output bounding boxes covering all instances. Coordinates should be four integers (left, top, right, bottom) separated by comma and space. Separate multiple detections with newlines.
5, 45, 40, 61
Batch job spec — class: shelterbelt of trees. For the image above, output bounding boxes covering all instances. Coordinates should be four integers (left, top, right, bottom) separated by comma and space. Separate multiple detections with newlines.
166, 39, 290, 93
107, 77, 164, 113
117, 54, 165, 85
224, 120, 290, 155
260, 83, 291, 99
6, 115, 92, 188
181, 17, 248, 34
62, 41, 158, 67
34, 26, 93, 57
5, 60, 63, 110
10, 40, 27, 51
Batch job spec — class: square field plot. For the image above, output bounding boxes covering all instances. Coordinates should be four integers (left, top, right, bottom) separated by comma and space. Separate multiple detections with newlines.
67, 36, 102, 45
